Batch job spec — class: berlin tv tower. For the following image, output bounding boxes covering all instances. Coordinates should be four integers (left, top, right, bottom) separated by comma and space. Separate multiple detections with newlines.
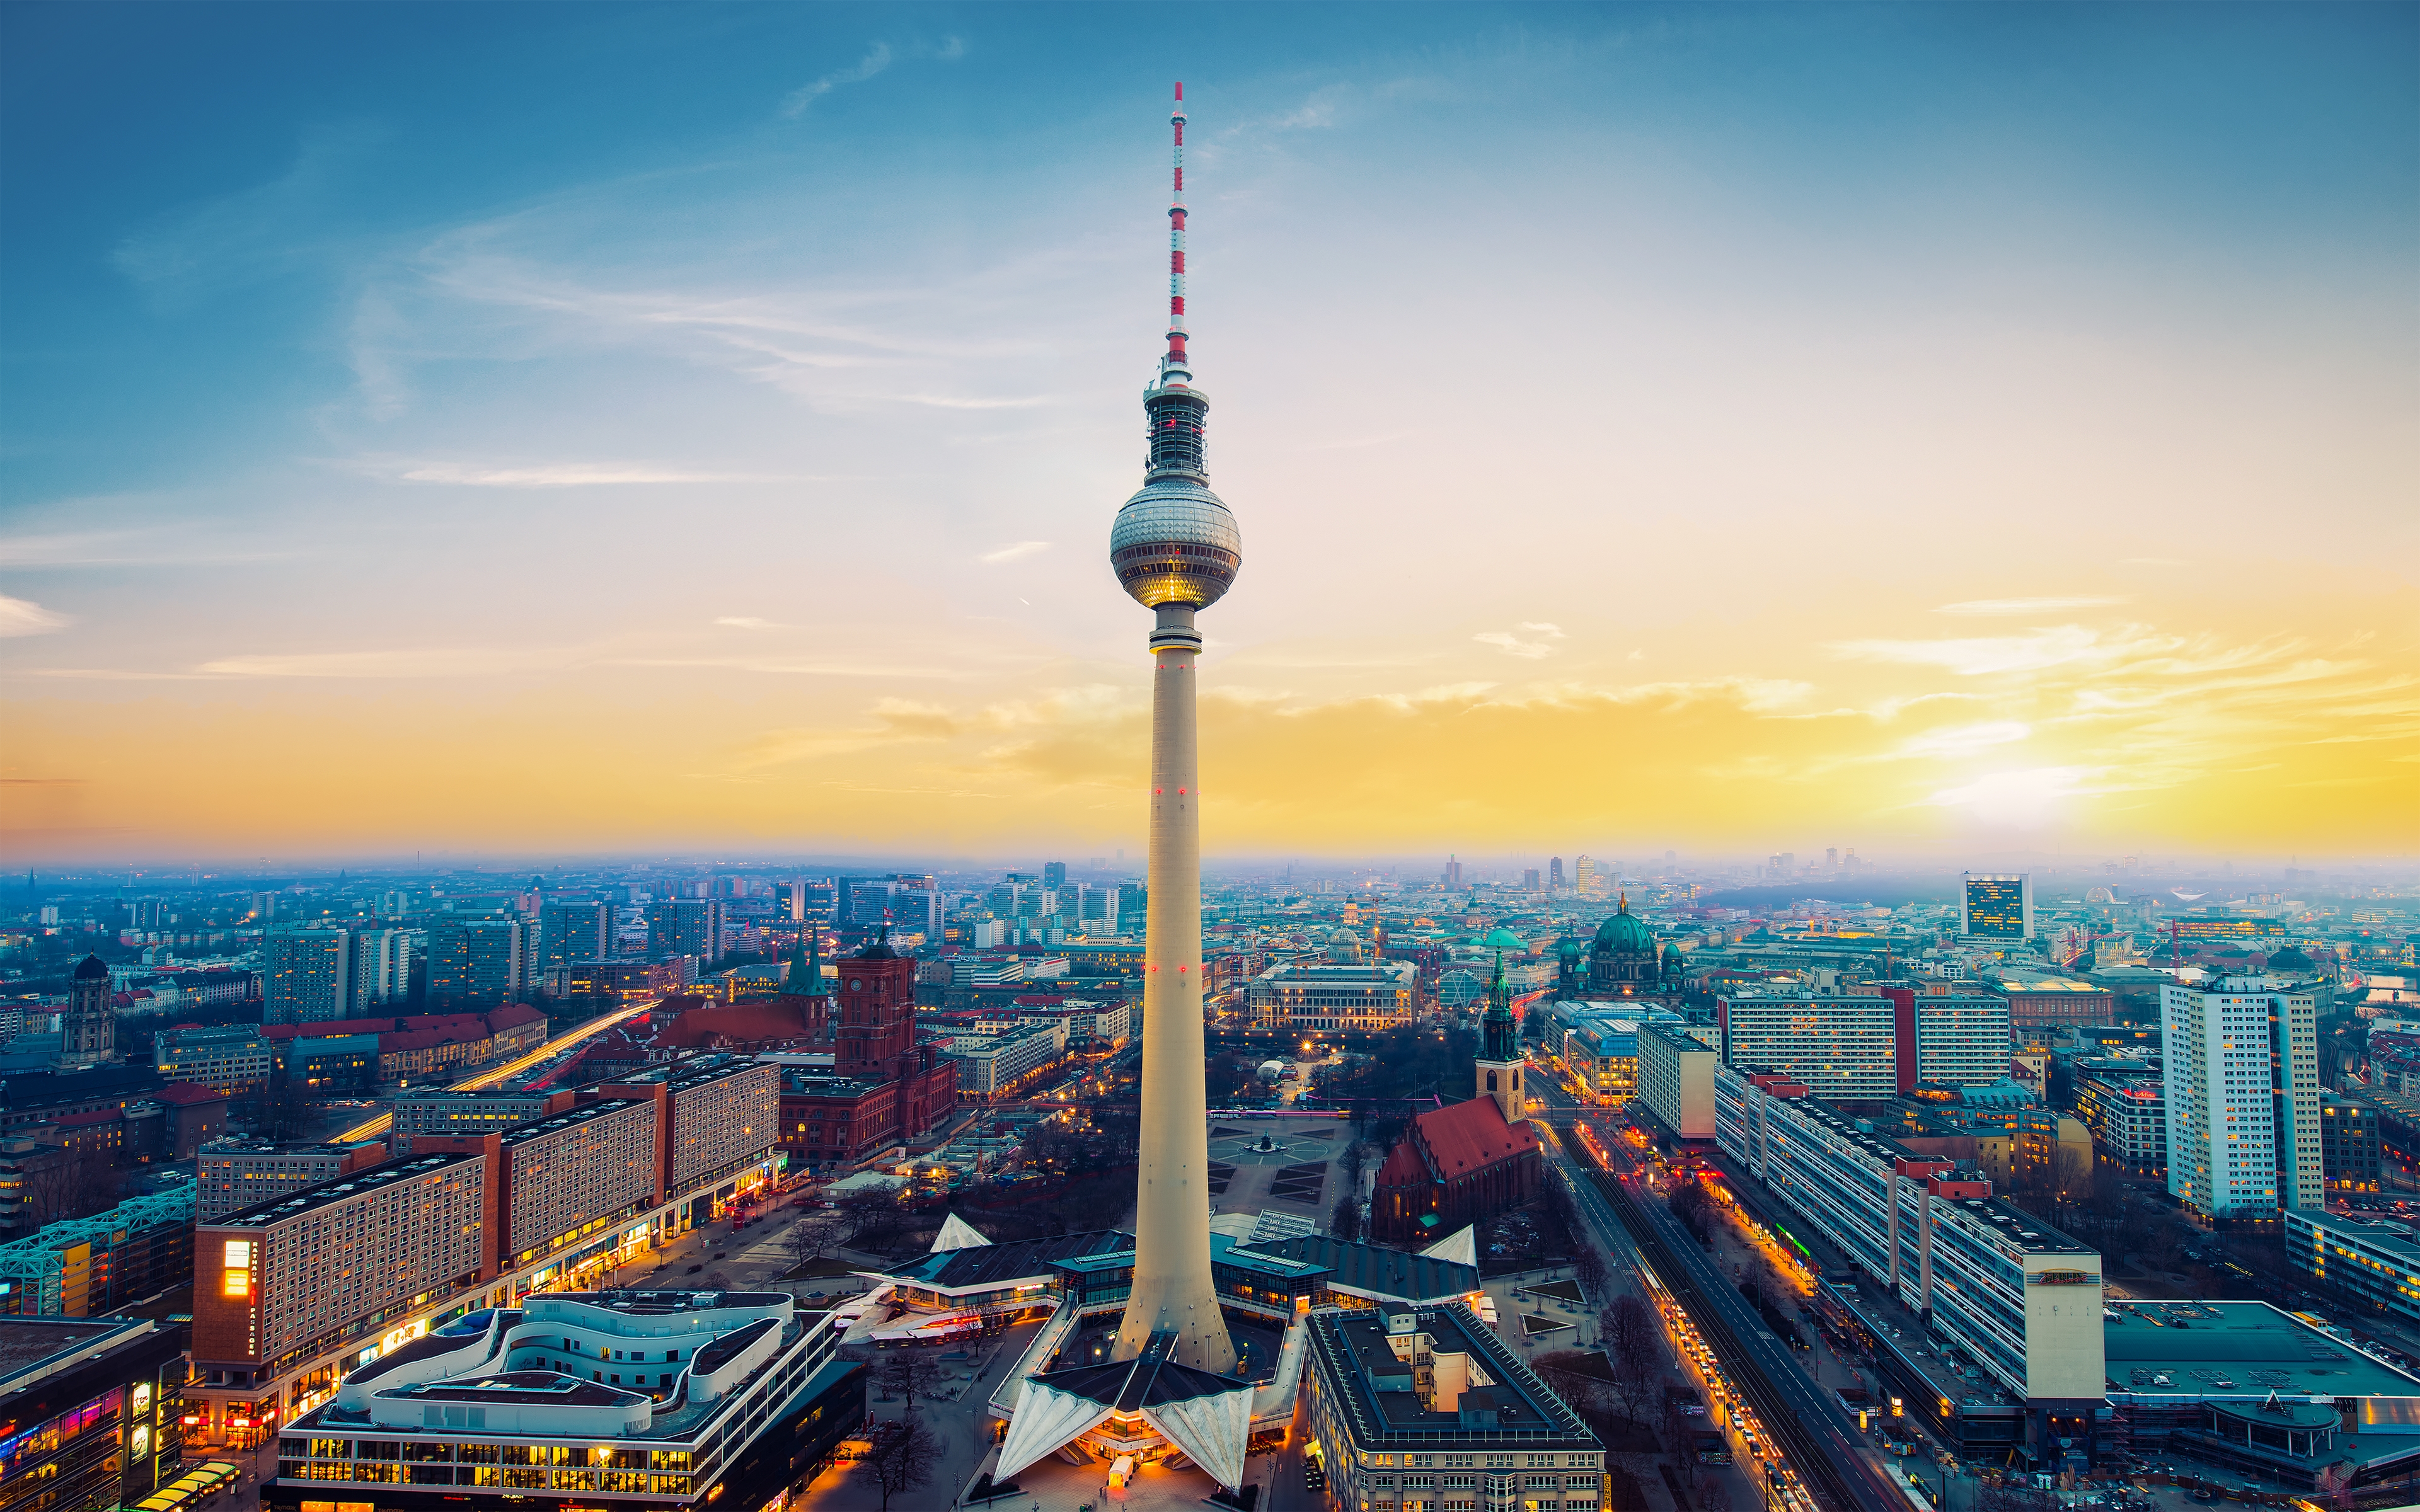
1107, 81, 1241, 1375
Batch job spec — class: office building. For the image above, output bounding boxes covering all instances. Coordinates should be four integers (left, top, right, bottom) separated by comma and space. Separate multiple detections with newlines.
266, 1288, 864, 1512
2072, 1064, 2166, 1175
1715, 1066, 2106, 1452
198, 1139, 390, 1222
185, 1054, 784, 1447
1243, 959, 1419, 1033
1301, 1305, 1606, 1512
945, 1020, 1068, 1099
2286, 1210, 2420, 1326
1718, 972, 1898, 1101
2162, 976, 2321, 1224
1549, 856, 1565, 891
774, 880, 809, 922
267, 928, 354, 1026
1962, 873, 2034, 941
0, 1314, 190, 1509
0, 1183, 196, 1318
2320, 1093, 2382, 1194
538, 902, 610, 978
425, 920, 527, 1012
1043, 860, 1068, 890
156, 1025, 277, 1099
1636, 1022, 1717, 1141
1559, 1016, 1639, 1104
1985, 969, 2116, 1029
644, 900, 722, 963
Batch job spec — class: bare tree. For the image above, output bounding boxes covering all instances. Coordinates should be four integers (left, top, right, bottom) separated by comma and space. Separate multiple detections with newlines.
1606, 1294, 1659, 1377
1330, 1195, 1363, 1243
786, 1212, 843, 1275
1701, 1476, 1731, 1512
1571, 1243, 1608, 1303
1533, 1349, 1608, 1415
866, 1416, 940, 1512
1609, 1341, 1658, 1425
1663, 1398, 1697, 1487
879, 1351, 940, 1414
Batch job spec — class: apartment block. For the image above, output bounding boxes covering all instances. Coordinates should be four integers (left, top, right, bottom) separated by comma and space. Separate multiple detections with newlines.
156, 1026, 275, 1099
1718, 973, 1897, 1101
2320, 1094, 2382, 1194
197, 1139, 391, 1222
2162, 976, 2321, 1223
1715, 1064, 2106, 1442
2286, 1209, 2420, 1325
495, 1099, 660, 1270
389, 1089, 565, 1149
1882, 982, 2015, 1089
601, 1054, 781, 1206
267, 928, 353, 1027
946, 1020, 1068, 1099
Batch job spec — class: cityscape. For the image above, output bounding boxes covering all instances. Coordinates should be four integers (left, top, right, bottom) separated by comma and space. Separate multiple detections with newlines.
3, 11, 2416, 1512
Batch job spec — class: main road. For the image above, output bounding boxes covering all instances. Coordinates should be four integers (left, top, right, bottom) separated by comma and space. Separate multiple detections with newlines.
1527, 1074, 1906, 1512
329, 999, 660, 1144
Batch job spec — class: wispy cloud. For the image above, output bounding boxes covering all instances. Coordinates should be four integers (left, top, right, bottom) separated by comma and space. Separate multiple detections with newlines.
0, 595, 69, 637
979, 541, 1052, 565
778, 43, 893, 118
1936, 596, 2129, 616
393, 462, 791, 488
714, 617, 785, 630
1473, 622, 1565, 660
1829, 626, 2157, 677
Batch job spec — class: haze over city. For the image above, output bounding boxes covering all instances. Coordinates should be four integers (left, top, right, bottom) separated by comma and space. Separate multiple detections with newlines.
4, 4, 2413, 867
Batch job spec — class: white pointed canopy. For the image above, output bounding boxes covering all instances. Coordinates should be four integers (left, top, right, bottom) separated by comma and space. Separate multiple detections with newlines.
931, 1213, 993, 1252
994, 1380, 1115, 1480
1420, 1224, 1478, 1268
1143, 1387, 1254, 1491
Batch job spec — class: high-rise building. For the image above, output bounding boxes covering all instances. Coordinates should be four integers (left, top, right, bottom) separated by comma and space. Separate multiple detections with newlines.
1879, 982, 2014, 1089
775, 879, 809, 921
1523, 867, 1541, 890
1442, 855, 1463, 890
2319, 1092, 2381, 1194
645, 898, 722, 961
1574, 854, 1596, 893
1962, 872, 2036, 941
424, 919, 525, 1011
1042, 860, 1068, 890
1550, 856, 1566, 890
1637, 1022, 1717, 1140
2162, 975, 2321, 1223
538, 901, 609, 979
350, 927, 415, 1011
265, 927, 352, 1026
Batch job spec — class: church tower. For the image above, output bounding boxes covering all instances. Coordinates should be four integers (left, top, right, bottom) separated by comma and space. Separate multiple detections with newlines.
62, 954, 114, 1068
1475, 949, 1523, 1123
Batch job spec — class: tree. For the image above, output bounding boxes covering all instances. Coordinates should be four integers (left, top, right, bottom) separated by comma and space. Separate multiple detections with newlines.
865, 1416, 940, 1512
1330, 1195, 1363, 1243
879, 1351, 940, 1414
1602, 1293, 1662, 1424
1662, 1399, 1697, 1487
1339, 1140, 1369, 1188
1571, 1243, 1609, 1303
1700, 1476, 1732, 1512
1533, 1349, 1608, 1414
787, 1212, 843, 1275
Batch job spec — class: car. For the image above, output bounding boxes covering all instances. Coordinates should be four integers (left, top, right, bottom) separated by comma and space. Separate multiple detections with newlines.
686, 1264, 704, 1273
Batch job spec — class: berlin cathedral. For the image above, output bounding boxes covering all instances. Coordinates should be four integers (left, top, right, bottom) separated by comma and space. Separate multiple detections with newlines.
1554, 895, 1682, 1000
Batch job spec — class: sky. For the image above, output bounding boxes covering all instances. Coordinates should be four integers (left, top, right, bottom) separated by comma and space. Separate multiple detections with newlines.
1, 2, 2414, 869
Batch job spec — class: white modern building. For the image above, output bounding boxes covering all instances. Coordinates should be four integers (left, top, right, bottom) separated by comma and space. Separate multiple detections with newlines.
2163, 976, 2321, 1223
1636, 1022, 1716, 1140
1907, 983, 2013, 1088
1715, 1065, 2106, 1452
1243, 959, 1419, 1033
1718, 971, 1896, 1100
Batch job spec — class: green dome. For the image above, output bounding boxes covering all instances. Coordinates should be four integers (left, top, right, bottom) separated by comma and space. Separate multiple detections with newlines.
1594, 907, 1654, 953
1556, 937, 1585, 962
1482, 927, 1526, 952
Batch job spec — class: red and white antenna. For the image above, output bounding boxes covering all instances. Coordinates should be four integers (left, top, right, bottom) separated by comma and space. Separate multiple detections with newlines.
1164, 82, 1190, 381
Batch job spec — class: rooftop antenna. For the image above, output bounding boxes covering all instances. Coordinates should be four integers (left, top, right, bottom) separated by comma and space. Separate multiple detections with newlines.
1164, 83, 1190, 383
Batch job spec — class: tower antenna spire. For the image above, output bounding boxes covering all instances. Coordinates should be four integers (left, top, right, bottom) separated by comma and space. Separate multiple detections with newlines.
1164, 82, 1189, 382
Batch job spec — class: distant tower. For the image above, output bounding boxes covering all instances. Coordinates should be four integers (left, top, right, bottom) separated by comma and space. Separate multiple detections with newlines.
1107, 83, 1240, 1375
62, 954, 114, 1067
1550, 856, 1565, 891
1476, 951, 1523, 1123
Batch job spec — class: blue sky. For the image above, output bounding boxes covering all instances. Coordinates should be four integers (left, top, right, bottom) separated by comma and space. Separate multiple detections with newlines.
3, 3, 2413, 864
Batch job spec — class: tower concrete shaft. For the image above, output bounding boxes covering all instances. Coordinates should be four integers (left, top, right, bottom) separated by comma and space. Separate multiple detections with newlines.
1112, 601, 1235, 1373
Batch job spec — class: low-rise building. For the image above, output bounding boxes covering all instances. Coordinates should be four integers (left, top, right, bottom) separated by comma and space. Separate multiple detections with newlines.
1243, 959, 1420, 1033
0, 1314, 191, 1508
946, 1020, 1068, 1099
1302, 1304, 1606, 1512
2072, 1063, 2166, 1176
154, 1025, 275, 1099
2286, 1208, 2420, 1324
267, 1289, 865, 1512
0, 1181, 195, 1317
2320, 1093, 2383, 1194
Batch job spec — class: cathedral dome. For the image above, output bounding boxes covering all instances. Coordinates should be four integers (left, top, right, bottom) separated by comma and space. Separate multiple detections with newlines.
74, 954, 110, 980
1593, 907, 1653, 954
1481, 927, 1526, 953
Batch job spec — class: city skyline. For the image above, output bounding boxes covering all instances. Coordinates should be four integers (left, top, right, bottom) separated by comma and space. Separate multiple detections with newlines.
5, 4, 2416, 865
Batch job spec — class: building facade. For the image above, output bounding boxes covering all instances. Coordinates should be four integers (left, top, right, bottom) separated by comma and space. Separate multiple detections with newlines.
267, 929, 354, 1026
198, 1140, 391, 1222
2162, 977, 2322, 1224
1718, 976, 1898, 1101
2072, 1067, 2167, 1176
1714, 1064, 2106, 1455
425, 920, 529, 1012
0, 1314, 190, 1511
1243, 959, 1419, 1033
2320, 1094, 2382, 1194
1636, 1022, 1716, 1142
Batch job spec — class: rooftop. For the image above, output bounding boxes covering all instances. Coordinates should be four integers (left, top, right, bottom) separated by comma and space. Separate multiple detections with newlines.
1240, 1234, 1479, 1304
500, 1097, 648, 1147
205, 1150, 482, 1228
889, 1229, 1134, 1290
0, 1315, 149, 1382
2105, 1301, 2420, 1400
1308, 1304, 1598, 1448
